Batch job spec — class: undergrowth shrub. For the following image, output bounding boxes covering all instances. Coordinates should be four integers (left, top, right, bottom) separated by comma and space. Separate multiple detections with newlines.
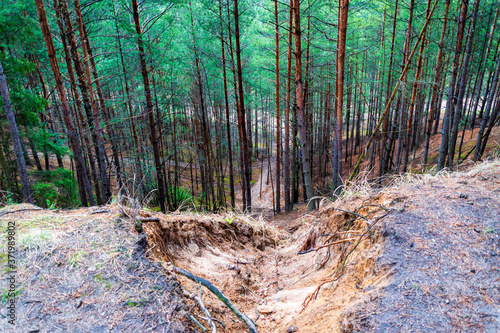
31, 168, 80, 208
167, 186, 193, 211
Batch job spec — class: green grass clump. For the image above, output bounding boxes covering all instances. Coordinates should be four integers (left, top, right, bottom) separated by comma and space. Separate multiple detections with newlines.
168, 186, 193, 211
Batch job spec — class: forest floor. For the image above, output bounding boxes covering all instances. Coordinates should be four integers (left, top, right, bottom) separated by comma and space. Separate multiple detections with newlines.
1, 157, 499, 332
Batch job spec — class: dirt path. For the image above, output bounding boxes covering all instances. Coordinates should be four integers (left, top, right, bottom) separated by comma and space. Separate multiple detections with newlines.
251, 159, 275, 213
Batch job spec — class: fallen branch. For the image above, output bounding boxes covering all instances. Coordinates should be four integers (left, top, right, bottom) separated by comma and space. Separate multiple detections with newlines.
136, 216, 160, 222
171, 265, 257, 333
297, 238, 358, 255
0, 207, 43, 217
183, 286, 216, 333
90, 209, 111, 214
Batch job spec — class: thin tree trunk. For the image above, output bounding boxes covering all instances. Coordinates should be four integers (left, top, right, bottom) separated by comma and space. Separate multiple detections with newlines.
448, 0, 480, 168
470, 7, 498, 130
35, 0, 93, 206
284, 2, 293, 212
234, 0, 252, 212
75, 0, 123, 192
292, 0, 314, 209
437, 0, 468, 170
54, 0, 100, 203
219, 0, 235, 209
474, 52, 500, 161
226, 1, 246, 210
131, 0, 166, 212
423, 0, 452, 169
58, 0, 110, 203
274, 0, 281, 213
379, 0, 399, 177
113, 2, 145, 196
333, 0, 349, 193
403, 0, 430, 172
0, 60, 33, 203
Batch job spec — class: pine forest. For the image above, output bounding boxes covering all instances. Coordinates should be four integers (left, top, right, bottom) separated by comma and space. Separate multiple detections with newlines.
1, 0, 500, 332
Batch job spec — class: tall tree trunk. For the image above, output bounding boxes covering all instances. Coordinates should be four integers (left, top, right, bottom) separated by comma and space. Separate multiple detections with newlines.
58, 0, 110, 203
284, 2, 293, 213
131, 0, 167, 212
234, 0, 252, 212
379, 0, 399, 177
470, 7, 498, 130
403, 0, 430, 172
292, 0, 314, 209
219, 0, 235, 209
274, 0, 281, 213
0, 60, 33, 203
226, 1, 246, 209
423, 0, 452, 169
437, 0, 468, 171
333, 0, 349, 193
74, 0, 123, 192
448, 0, 480, 168
35, 0, 94, 206
54, 0, 101, 203
113, 2, 145, 197
394, 0, 414, 173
